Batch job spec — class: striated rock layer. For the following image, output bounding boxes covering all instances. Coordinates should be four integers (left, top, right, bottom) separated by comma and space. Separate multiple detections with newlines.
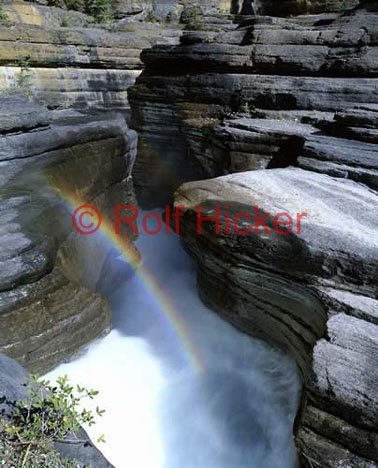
129, 1, 378, 466
174, 168, 378, 467
252, 0, 361, 16
0, 94, 139, 373
129, 2, 378, 205
0, 0, 183, 114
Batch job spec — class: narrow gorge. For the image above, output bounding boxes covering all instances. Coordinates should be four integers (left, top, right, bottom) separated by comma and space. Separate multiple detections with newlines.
0, 1, 377, 467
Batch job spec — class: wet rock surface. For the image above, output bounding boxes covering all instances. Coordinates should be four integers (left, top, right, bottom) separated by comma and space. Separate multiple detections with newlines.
0, 0, 376, 466
0, 94, 138, 373
173, 168, 378, 467
130, 1, 378, 466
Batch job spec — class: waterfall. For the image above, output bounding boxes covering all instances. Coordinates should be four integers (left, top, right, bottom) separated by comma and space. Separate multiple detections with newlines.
48, 211, 300, 468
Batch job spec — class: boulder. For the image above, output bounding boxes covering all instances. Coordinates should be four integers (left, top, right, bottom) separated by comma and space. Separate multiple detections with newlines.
173, 167, 378, 466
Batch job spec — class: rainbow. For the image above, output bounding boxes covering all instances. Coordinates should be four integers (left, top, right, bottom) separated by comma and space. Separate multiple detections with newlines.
50, 185, 204, 374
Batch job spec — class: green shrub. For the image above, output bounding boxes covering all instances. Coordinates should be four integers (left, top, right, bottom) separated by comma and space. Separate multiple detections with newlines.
65, 0, 83, 9
16, 58, 34, 97
86, 0, 113, 23
47, 0, 83, 9
241, 102, 251, 115
239, 101, 257, 117
0, 5, 11, 26
0, 375, 105, 467
145, 10, 158, 23
47, 0, 113, 23
60, 15, 79, 27
180, 5, 204, 30
203, 36, 217, 44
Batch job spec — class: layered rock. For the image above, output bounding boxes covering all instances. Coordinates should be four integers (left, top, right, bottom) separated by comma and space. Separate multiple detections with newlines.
129, 2, 378, 204
193, 116, 378, 189
112, 0, 230, 21
173, 168, 378, 467
129, 1, 378, 466
0, 0, 184, 114
252, 0, 361, 16
0, 94, 139, 373
0, 23, 144, 112
3, 1, 93, 27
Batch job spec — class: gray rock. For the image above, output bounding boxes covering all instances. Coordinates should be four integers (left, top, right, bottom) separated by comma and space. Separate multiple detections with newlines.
0, 16, 183, 114
0, 95, 138, 373
130, 4, 378, 204
297, 426, 377, 468
55, 427, 113, 467
300, 405, 378, 464
316, 287, 378, 324
0, 353, 29, 408
253, 0, 360, 16
173, 167, 378, 466
141, 7, 378, 76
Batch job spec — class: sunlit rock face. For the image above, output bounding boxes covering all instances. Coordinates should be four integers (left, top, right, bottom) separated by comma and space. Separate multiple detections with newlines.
129, 2, 378, 206
0, 23, 145, 113
0, 94, 138, 373
3, 1, 92, 27
0, 1, 184, 115
174, 168, 378, 467
129, 1, 378, 466
113, 0, 230, 20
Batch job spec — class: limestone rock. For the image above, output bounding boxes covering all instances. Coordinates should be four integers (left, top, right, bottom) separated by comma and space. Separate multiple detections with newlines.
3, 1, 93, 27
0, 94, 138, 373
129, 4, 378, 204
0, 5, 183, 114
253, 0, 361, 16
126, 0, 378, 466
173, 168, 378, 466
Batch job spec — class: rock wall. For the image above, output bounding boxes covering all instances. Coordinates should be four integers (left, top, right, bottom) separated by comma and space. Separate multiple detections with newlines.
113, 0, 230, 20
0, 94, 139, 373
253, 0, 361, 15
0, 0, 183, 115
129, 2, 377, 204
0, 0, 376, 464
0, 0, 233, 374
173, 169, 378, 467
129, 2, 378, 466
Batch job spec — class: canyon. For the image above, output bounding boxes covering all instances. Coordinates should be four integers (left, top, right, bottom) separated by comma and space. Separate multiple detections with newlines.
0, 0, 377, 467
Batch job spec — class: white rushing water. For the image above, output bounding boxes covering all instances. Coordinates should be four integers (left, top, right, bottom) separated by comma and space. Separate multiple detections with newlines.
48, 212, 300, 468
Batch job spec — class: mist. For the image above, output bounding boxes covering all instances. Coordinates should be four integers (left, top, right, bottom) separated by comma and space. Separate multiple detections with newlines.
48, 211, 300, 468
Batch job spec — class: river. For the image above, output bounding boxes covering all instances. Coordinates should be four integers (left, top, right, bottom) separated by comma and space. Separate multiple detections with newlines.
48, 211, 300, 468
